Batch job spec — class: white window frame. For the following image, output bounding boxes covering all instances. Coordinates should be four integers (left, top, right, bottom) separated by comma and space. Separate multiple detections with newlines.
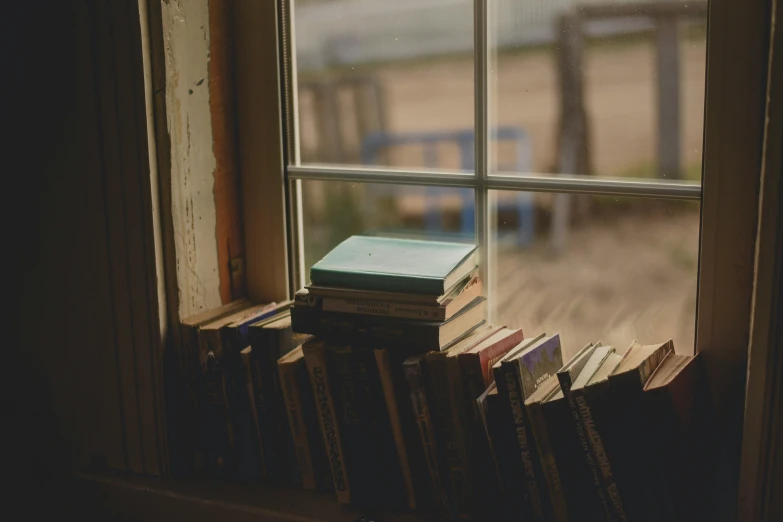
282, 1, 703, 316
233, 0, 768, 502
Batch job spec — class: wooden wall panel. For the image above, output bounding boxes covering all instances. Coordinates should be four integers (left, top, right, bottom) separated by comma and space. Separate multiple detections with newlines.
12, 0, 166, 486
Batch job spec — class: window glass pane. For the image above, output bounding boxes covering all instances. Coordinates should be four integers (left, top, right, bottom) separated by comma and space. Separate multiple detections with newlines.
301, 180, 475, 281
490, 191, 699, 359
489, 1, 707, 182
294, 1, 473, 171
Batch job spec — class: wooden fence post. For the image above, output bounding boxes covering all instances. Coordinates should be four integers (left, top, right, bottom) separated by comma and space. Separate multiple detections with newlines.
656, 15, 682, 179
554, 12, 589, 255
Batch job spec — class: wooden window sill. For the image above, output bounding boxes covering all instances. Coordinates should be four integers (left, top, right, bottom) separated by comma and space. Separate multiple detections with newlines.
70, 472, 432, 522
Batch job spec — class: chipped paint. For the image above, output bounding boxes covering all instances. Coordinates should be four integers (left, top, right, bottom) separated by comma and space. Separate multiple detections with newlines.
161, 0, 221, 318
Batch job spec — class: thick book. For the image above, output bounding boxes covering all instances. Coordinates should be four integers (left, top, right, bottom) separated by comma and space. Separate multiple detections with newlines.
296, 274, 482, 322
327, 343, 405, 508
525, 374, 570, 522
559, 344, 615, 522
403, 353, 445, 510
309, 235, 477, 295
306, 284, 459, 306
441, 326, 523, 518
175, 298, 250, 475
642, 353, 728, 522
278, 346, 333, 492
476, 382, 501, 487
248, 313, 308, 483
375, 345, 433, 511
453, 327, 526, 517
490, 333, 545, 518
425, 324, 501, 519
197, 302, 279, 476
474, 383, 505, 521
290, 296, 487, 351
507, 334, 564, 522
602, 340, 674, 522
543, 342, 605, 522
236, 346, 263, 481
576, 348, 627, 522
302, 339, 351, 504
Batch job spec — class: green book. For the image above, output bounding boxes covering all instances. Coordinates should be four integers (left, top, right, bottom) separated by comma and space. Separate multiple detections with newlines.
309, 236, 478, 295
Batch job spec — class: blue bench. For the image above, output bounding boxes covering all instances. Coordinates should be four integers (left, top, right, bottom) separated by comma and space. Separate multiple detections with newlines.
360, 127, 534, 246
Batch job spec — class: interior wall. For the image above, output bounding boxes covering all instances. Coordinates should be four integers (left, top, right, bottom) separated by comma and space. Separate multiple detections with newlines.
10, 0, 166, 509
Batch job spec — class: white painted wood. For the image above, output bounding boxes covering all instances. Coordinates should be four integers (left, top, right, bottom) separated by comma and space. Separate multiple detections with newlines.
161, 0, 222, 319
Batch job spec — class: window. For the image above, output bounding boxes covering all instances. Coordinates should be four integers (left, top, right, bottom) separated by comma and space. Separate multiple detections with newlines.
285, 0, 707, 358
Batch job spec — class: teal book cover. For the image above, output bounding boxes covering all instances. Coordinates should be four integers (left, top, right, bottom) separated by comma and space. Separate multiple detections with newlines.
310, 236, 477, 295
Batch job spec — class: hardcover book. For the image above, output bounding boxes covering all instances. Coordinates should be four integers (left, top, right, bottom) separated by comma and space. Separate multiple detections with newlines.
278, 346, 333, 492
291, 296, 487, 351
309, 236, 477, 295
525, 374, 570, 522
503, 334, 564, 522
197, 302, 279, 476
603, 340, 674, 522
375, 345, 434, 510
544, 342, 605, 522
444, 326, 523, 518
426, 324, 501, 518
576, 348, 626, 522
559, 343, 615, 522
176, 299, 250, 475
642, 353, 728, 522
490, 333, 545, 518
248, 313, 308, 482
295, 273, 482, 322
327, 343, 406, 509
302, 339, 351, 504
403, 353, 445, 509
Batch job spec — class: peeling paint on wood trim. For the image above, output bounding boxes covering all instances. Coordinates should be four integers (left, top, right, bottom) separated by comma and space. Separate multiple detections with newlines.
161, 0, 222, 319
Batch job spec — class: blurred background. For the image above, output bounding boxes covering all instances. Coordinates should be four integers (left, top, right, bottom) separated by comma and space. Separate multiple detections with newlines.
294, 0, 706, 356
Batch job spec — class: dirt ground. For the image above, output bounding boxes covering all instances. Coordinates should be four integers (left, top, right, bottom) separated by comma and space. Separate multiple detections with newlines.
299, 37, 706, 355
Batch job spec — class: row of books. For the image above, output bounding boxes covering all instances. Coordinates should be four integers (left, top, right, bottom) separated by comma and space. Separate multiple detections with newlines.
174, 236, 727, 522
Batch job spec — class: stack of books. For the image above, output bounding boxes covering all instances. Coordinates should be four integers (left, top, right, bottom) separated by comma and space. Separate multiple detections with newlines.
176, 235, 728, 522
481, 339, 729, 522
177, 299, 311, 483
289, 235, 488, 510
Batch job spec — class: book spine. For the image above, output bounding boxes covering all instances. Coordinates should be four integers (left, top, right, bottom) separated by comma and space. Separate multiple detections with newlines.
291, 307, 439, 349
558, 374, 613, 522
310, 268, 445, 295
201, 349, 234, 477
600, 374, 655, 522
279, 358, 316, 490
171, 324, 197, 476
404, 358, 445, 509
492, 365, 529, 518
376, 348, 417, 510
235, 349, 262, 481
322, 297, 446, 321
527, 400, 570, 522
426, 355, 463, 519
571, 386, 626, 522
503, 364, 547, 522
303, 343, 351, 504
351, 345, 405, 509
445, 356, 473, 519
296, 357, 334, 493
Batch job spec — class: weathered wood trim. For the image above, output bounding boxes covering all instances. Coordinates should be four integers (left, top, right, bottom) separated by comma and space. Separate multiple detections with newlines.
209, 0, 247, 304
234, 0, 290, 303
161, 0, 223, 318
88, 0, 167, 476
739, 0, 783, 519
697, 0, 770, 509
